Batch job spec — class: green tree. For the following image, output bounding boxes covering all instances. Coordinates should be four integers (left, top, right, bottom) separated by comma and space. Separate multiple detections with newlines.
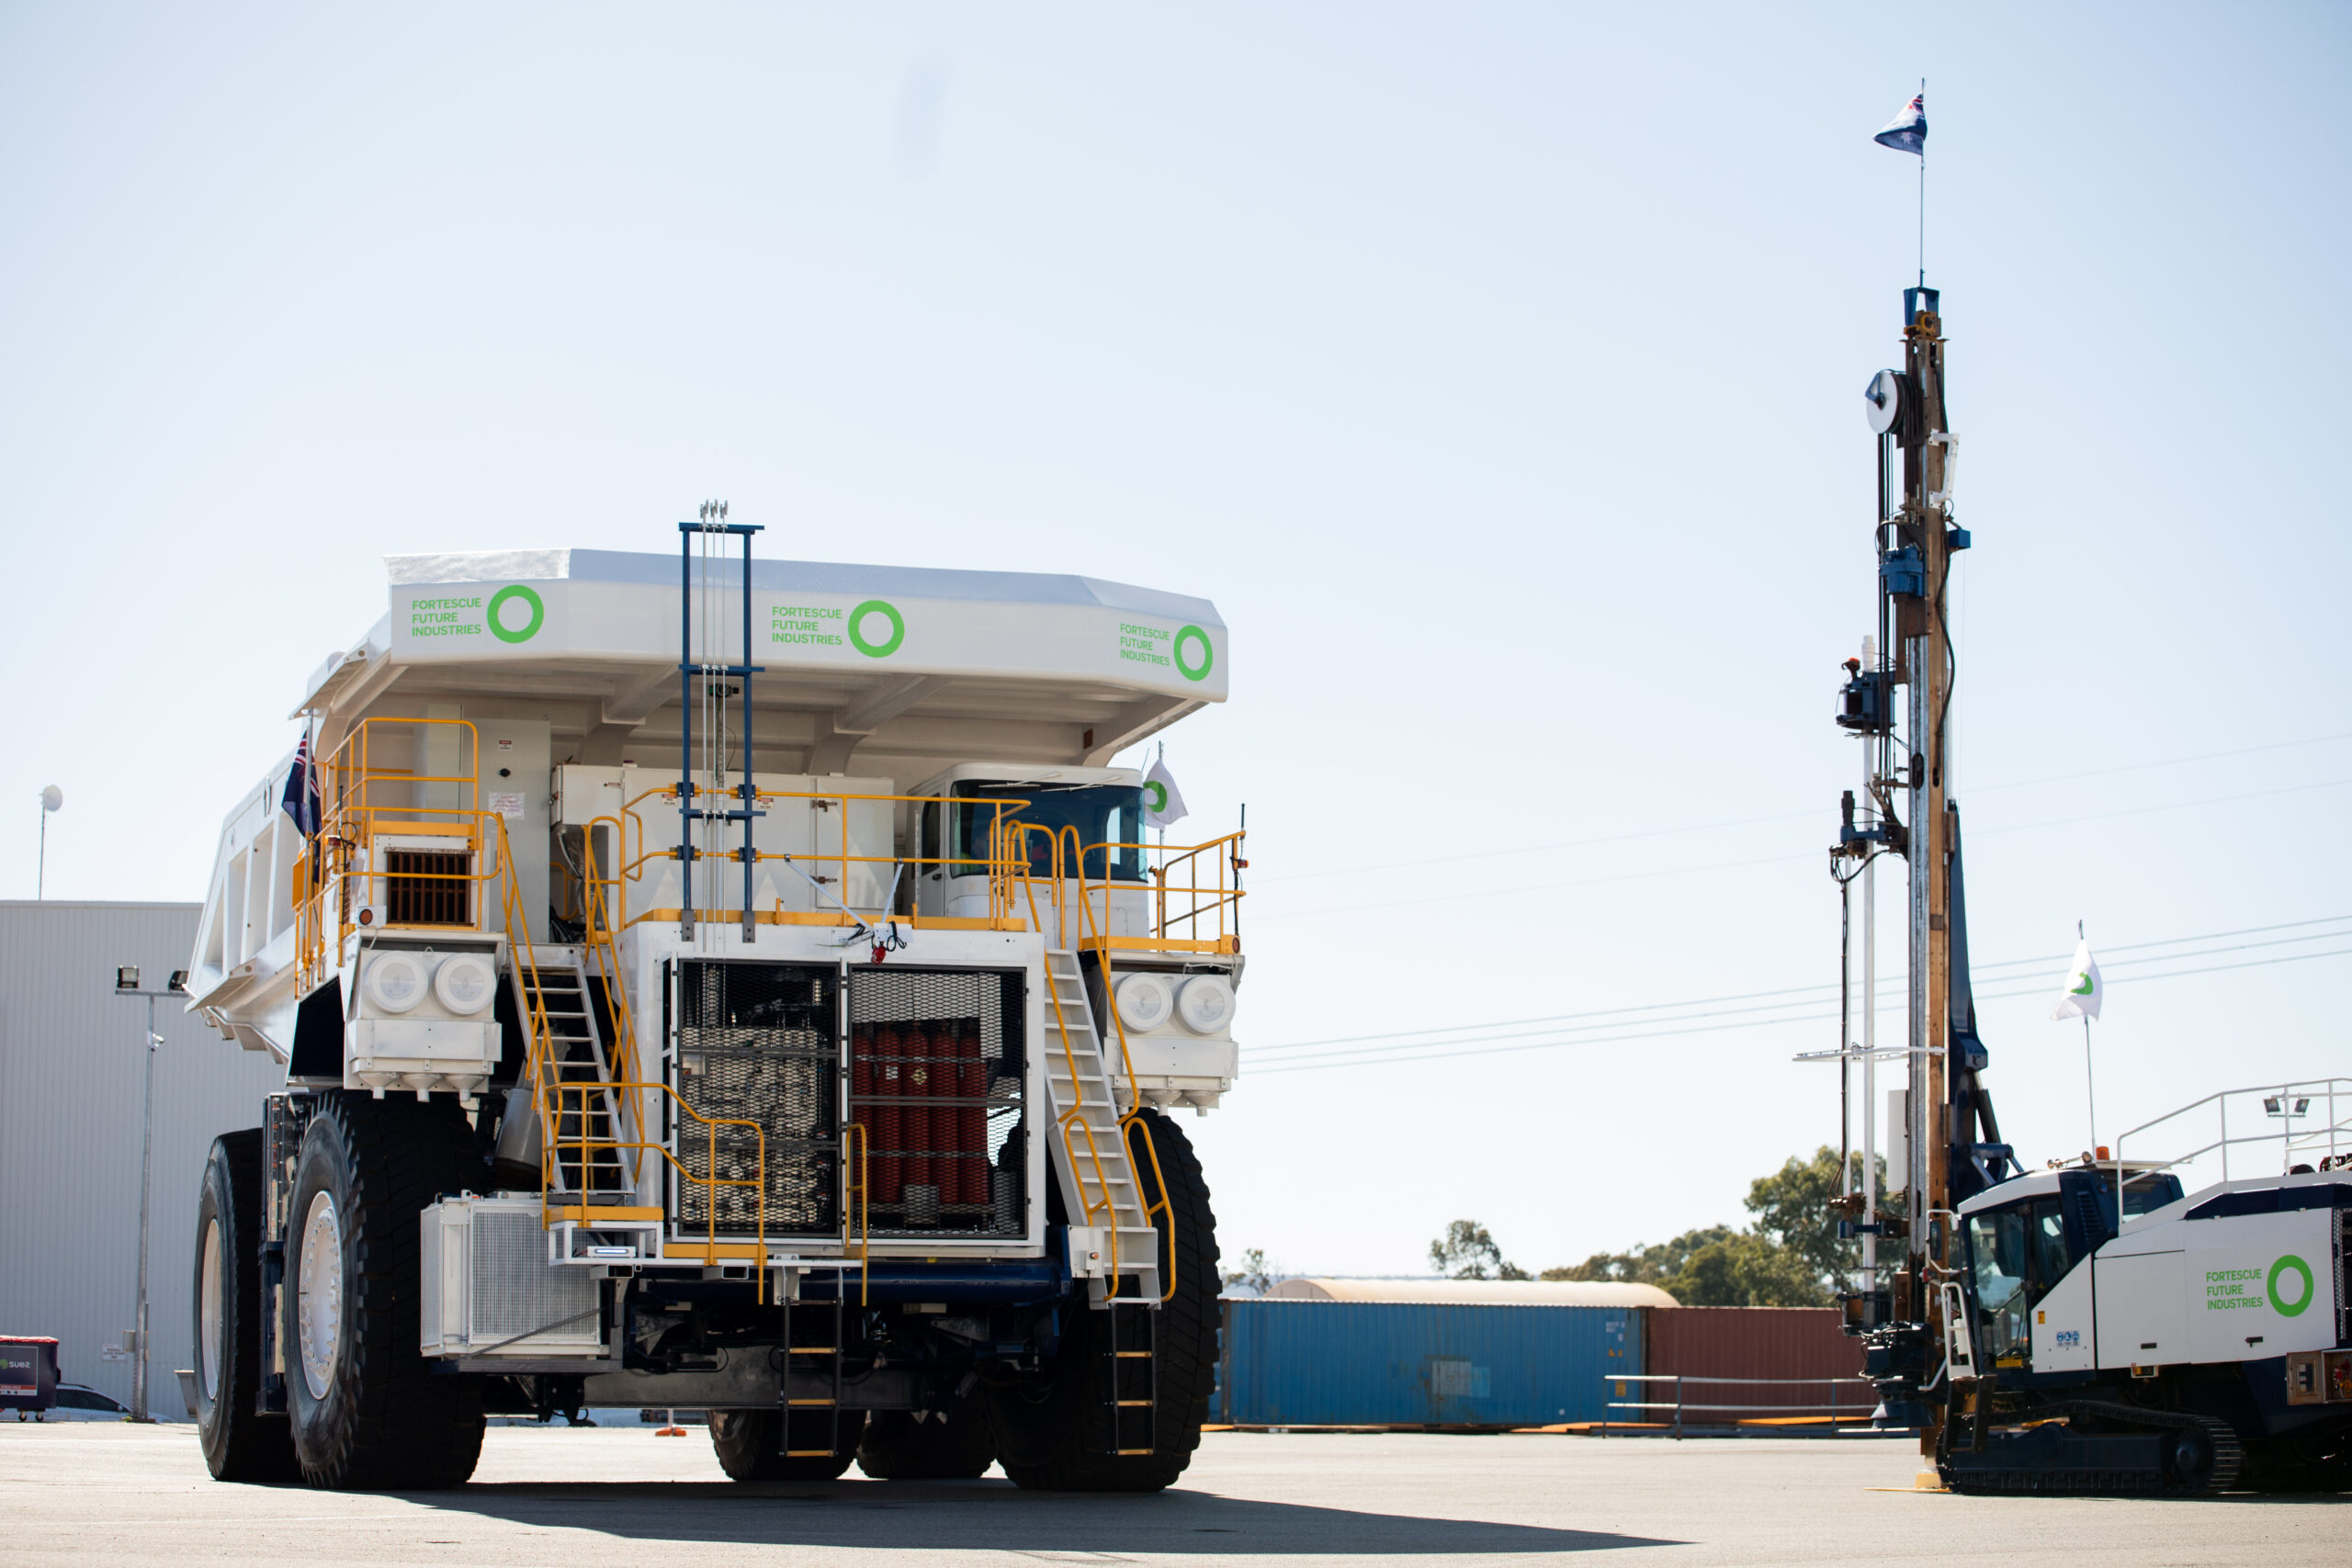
1662, 1232, 1831, 1307
1532, 1147, 1894, 1304
1220, 1247, 1278, 1295
1430, 1219, 1515, 1280
1542, 1226, 1734, 1287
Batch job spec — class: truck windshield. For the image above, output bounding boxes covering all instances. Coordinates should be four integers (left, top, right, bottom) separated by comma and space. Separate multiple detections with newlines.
950, 782, 1146, 883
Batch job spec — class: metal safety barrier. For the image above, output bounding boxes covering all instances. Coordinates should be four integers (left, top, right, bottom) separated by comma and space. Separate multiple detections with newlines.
1601, 1372, 1878, 1438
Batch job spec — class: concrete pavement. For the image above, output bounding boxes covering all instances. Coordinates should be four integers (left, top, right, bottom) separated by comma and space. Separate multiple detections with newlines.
1, 1421, 2343, 1565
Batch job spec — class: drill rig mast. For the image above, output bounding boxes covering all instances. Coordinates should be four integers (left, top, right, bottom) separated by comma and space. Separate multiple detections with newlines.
1833, 284, 2016, 1447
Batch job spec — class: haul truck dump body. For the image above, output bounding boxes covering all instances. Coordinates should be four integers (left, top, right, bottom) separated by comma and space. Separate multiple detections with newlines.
182, 536, 1241, 1491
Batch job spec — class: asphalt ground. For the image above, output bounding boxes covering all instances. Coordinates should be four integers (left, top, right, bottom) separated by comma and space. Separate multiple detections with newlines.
2, 1422, 2345, 1566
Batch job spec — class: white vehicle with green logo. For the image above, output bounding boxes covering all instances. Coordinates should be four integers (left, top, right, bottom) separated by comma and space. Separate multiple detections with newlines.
1941, 1083, 2352, 1493
179, 526, 1246, 1492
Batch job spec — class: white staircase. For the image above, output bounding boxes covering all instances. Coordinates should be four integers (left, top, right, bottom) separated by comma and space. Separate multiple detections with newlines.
1040, 948, 1160, 1307
496, 945, 634, 1201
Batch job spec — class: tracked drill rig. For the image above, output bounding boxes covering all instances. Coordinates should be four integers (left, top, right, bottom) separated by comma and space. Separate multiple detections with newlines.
180, 526, 1243, 1491
1825, 291, 2352, 1495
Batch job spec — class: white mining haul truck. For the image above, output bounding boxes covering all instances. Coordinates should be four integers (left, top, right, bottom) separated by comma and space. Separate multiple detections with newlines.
180, 530, 1244, 1491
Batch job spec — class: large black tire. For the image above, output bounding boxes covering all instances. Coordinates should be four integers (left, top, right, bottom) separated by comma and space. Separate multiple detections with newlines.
709, 1408, 867, 1481
193, 1131, 299, 1483
283, 1093, 485, 1490
857, 1398, 998, 1479
987, 1109, 1220, 1492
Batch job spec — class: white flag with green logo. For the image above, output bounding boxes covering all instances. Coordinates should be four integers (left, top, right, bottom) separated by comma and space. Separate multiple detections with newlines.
1143, 757, 1188, 831
2051, 940, 2102, 1021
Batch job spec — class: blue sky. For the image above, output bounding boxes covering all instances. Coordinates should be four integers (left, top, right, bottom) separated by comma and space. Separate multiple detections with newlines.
4, 3, 2346, 1273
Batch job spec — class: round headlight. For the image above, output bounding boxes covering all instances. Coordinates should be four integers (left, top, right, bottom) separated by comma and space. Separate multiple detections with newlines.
1175, 975, 1236, 1035
1113, 973, 1173, 1033
433, 953, 497, 1015
363, 953, 428, 1014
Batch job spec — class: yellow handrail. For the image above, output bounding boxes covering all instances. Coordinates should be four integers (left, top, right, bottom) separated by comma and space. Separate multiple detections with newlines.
844, 1121, 870, 1306
1055, 824, 1176, 1305
546, 1078, 768, 1301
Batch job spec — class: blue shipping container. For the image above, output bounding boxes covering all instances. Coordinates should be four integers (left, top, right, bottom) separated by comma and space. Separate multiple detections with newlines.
1217, 1301, 1642, 1427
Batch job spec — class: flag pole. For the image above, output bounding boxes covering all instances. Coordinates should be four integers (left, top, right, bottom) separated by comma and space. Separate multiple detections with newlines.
2079, 918, 2098, 1156
1917, 77, 1927, 288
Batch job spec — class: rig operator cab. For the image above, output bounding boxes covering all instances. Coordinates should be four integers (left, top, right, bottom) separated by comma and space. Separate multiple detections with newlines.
179, 533, 1243, 1492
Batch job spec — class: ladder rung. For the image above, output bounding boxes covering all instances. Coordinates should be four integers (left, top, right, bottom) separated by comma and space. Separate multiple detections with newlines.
1114, 1448, 1155, 1455
1113, 1351, 1151, 1359
787, 1347, 837, 1355
786, 1398, 836, 1407
1113, 1400, 1152, 1406
784, 1449, 837, 1457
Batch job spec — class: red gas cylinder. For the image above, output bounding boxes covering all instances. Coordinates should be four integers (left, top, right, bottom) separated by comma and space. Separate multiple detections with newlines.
872, 1024, 903, 1204
959, 1022, 989, 1204
900, 1023, 933, 1197
849, 1025, 875, 1202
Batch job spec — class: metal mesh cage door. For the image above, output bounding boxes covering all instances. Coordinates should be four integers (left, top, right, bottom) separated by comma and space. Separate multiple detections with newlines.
668, 960, 842, 1239
845, 965, 1025, 1238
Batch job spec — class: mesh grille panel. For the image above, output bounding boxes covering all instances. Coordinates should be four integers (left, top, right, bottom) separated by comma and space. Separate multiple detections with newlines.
671, 961, 840, 1238
846, 966, 1025, 1239
420, 1213, 442, 1348
469, 1208, 600, 1345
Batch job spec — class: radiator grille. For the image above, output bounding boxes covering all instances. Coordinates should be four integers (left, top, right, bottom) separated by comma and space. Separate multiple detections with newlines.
846, 966, 1025, 1239
469, 1206, 601, 1346
670, 961, 840, 1238
420, 1209, 443, 1349
385, 848, 473, 926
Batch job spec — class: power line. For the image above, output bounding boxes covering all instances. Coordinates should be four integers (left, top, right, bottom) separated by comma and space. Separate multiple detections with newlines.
1249, 931, 2351, 1070
1251, 778, 2352, 923
1248, 731, 2352, 889
1245, 914, 2352, 1056
1249, 944, 2352, 1076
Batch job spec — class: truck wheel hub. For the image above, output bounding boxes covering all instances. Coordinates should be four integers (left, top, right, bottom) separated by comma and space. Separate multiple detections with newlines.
296, 1191, 345, 1401
198, 1218, 224, 1404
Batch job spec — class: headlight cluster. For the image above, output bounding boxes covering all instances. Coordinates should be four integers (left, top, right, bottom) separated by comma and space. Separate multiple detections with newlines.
363, 951, 497, 1016
1113, 972, 1235, 1035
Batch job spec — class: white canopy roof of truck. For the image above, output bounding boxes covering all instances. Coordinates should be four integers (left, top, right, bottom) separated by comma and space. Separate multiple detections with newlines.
298, 547, 1227, 773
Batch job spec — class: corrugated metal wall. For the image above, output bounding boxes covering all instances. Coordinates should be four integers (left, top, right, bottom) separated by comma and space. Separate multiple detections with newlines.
1217, 1300, 1641, 1427
0, 902, 286, 1416
1643, 1306, 1867, 1418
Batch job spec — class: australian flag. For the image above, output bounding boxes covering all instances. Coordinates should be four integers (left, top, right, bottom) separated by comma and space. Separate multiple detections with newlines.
1874, 93, 1927, 155
281, 733, 322, 836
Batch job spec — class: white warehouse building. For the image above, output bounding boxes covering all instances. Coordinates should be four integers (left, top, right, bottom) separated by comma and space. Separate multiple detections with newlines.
0, 901, 285, 1416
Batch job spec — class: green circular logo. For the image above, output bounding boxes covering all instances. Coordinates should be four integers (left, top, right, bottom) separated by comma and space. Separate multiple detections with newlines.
847, 599, 905, 659
1173, 624, 1214, 682
2270, 1254, 2315, 1317
487, 584, 544, 644
1144, 781, 1168, 814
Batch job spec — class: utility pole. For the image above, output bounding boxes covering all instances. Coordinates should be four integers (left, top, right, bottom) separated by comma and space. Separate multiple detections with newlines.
111, 966, 183, 1424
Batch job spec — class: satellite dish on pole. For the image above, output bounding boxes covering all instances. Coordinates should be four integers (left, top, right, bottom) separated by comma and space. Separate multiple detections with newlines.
41, 785, 62, 813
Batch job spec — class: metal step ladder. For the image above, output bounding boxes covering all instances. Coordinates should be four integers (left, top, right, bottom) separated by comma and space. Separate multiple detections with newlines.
516, 947, 631, 1198
781, 1292, 847, 1460
1039, 948, 1160, 1307
1104, 1301, 1157, 1455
